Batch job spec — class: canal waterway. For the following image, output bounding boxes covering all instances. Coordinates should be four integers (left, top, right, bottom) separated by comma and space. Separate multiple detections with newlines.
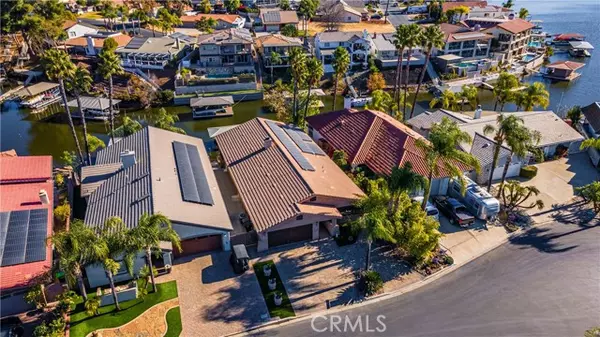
1, 0, 598, 163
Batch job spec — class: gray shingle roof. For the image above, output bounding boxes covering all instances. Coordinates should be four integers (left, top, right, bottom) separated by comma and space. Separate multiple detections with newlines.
67, 96, 122, 110
582, 102, 600, 133
317, 31, 364, 43
190, 96, 234, 108
406, 109, 467, 131
80, 163, 123, 197
470, 133, 510, 168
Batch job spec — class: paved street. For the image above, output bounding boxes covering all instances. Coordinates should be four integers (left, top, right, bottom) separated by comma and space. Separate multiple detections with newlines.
246, 222, 600, 337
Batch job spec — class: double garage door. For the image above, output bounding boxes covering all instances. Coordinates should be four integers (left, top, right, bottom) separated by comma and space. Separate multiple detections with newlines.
268, 224, 313, 248
174, 235, 222, 258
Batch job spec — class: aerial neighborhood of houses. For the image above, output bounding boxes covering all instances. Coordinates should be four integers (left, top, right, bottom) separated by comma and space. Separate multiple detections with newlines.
0, 0, 599, 336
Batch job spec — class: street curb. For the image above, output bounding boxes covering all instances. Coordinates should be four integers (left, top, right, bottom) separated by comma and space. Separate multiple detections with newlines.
226, 221, 556, 336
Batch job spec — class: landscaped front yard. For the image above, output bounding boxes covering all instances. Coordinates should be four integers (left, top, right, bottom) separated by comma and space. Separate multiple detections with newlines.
69, 281, 179, 337
253, 261, 295, 319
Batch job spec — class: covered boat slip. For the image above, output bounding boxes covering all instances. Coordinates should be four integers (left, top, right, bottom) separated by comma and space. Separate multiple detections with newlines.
67, 96, 122, 120
190, 95, 234, 119
568, 41, 594, 58
14, 82, 61, 110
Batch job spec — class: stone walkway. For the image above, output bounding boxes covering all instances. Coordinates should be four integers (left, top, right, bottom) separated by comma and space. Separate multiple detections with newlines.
89, 298, 179, 337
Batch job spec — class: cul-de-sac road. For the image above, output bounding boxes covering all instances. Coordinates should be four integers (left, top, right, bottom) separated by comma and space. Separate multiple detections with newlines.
248, 222, 600, 337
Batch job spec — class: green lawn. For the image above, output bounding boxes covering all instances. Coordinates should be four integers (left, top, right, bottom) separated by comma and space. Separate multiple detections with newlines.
78, 11, 103, 19
253, 261, 295, 319
164, 306, 183, 337
69, 281, 178, 337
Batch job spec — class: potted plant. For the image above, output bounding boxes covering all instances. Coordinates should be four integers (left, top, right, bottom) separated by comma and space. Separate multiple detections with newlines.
274, 292, 283, 306
268, 278, 277, 290
263, 264, 272, 277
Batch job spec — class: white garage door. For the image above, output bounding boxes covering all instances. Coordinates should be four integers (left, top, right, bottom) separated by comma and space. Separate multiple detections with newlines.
492, 163, 521, 181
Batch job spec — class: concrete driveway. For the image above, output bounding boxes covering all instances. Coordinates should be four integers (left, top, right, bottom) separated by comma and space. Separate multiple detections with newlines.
158, 252, 268, 337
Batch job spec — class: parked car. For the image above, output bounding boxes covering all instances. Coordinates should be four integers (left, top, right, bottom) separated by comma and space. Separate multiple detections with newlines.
432, 196, 475, 227
412, 196, 440, 221
0, 316, 24, 337
239, 213, 253, 232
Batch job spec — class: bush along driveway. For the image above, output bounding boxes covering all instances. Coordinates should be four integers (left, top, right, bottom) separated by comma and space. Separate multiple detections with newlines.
253, 260, 295, 319
68, 281, 179, 337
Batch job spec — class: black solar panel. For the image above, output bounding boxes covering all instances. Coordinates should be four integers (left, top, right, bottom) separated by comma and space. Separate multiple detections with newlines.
173, 141, 214, 206
0, 209, 48, 267
283, 127, 327, 156
263, 11, 281, 23
265, 121, 315, 171
126, 37, 148, 49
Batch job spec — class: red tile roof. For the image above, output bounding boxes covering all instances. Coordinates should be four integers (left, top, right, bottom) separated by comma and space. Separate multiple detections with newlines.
442, 1, 488, 12
546, 60, 585, 71
65, 33, 132, 48
0, 156, 52, 183
307, 109, 470, 178
0, 156, 53, 291
496, 18, 535, 34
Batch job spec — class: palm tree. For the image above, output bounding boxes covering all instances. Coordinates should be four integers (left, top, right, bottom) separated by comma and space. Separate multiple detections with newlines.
493, 72, 519, 112
518, 7, 529, 19
149, 18, 159, 37
459, 85, 479, 111
178, 67, 191, 86
352, 180, 396, 271
49, 220, 108, 301
388, 162, 428, 212
497, 127, 541, 197
96, 217, 137, 311
68, 67, 94, 165
415, 117, 481, 210
98, 38, 123, 143
580, 138, 600, 150
42, 49, 84, 164
402, 24, 422, 119
302, 57, 324, 127
367, 90, 397, 117
154, 108, 186, 134
269, 51, 282, 84
518, 82, 549, 111
392, 25, 408, 115
429, 89, 459, 111
566, 105, 582, 127
129, 214, 181, 293
289, 47, 307, 123
410, 24, 444, 119
332, 47, 350, 111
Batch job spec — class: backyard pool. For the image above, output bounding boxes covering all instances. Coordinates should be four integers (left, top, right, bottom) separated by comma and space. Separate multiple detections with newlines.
206, 73, 233, 79
522, 54, 537, 62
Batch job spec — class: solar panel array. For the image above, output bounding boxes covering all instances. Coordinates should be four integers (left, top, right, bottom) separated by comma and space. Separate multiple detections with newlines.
283, 127, 326, 156
265, 121, 315, 171
0, 209, 48, 267
126, 37, 148, 49
173, 141, 214, 206
263, 11, 281, 23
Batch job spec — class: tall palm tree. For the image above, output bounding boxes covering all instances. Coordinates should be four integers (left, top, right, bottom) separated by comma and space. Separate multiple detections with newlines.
269, 51, 282, 84
96, 217, 137, 311
493, 72, 519, 112
429, 89, 459, 111
459, 85, 479, 111
352, 180, 396, 271
410, 24, 444, 119
415, 117, 481, 210
98, 38, 123, 143
388, 162, 428, 212
68, 67, 94, 165
518, 82, 549, 111
402, 24, 422, 119
129, 214, 181, 293
153, 108, 185, 134
367, 89, 398, 117
497, 127, 541, 197
289, 47, 307, 124
42, 49, 84, 164
392, 25, 408, 115
331, 46, 350, 111
302, 57, 324, 127
483, 115, 524, 191
49, 220, 108, 301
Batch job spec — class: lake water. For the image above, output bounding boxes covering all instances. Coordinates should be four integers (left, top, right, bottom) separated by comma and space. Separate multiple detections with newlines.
1, 0, 598, 163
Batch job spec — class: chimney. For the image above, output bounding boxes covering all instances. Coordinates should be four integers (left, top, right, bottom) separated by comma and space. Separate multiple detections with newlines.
39, 190, 49, 205
474, 105, 483, 119
176, 37, 181, 49
86, 35, 95, 56
373, 32, 377, 39
343, 96, 353, 109
120, 150, 137, 169
263, 137, 273, 149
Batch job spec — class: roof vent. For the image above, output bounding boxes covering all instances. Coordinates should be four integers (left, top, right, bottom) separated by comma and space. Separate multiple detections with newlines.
264, 137, 273, 149
120, 150, 137, 169
39, 189, 49, 205
482, 143, 490, 148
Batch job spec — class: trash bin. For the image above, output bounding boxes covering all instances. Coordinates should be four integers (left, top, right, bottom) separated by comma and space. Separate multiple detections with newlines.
230, 244, 250, 274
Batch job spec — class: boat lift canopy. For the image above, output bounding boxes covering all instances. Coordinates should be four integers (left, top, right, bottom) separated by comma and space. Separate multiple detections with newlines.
569, 41, 594, 50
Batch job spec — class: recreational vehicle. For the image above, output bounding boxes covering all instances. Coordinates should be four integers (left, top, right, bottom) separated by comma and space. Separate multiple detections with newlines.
448, 176, 500, 220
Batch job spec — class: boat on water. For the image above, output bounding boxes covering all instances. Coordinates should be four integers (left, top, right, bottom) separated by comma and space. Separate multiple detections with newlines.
551, 33, 586, 46
568, 41, 594, 58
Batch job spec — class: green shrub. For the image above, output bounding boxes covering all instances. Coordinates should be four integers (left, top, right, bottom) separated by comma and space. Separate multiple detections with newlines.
54, 203, 71, 223
362, 270, 383, 297
443, 255, 454, 265
519, 165, 538, 179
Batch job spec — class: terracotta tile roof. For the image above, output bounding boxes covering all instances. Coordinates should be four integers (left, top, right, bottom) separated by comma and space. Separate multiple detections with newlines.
215, 118, 363, 232
497, 18, 534, 34
180, 14, 242, 24
0, 156, 53, 291
442, 1, 488, 12
260, 9, 299, 25
0, 156, 52, 183
582, 102, 600, 132
255, 34, 302, 48
307, 109, 471, 178
439, 23, 492, 42
546, 60, 585, 71
62, 20, 77, 30
65, 33, 132, 48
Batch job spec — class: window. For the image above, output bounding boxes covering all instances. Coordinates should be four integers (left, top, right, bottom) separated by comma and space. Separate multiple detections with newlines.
449, 42, 461, 50
70, 31, 76, 37
324, 42, 330, 47
462, 40, 475, 49
452, 184, 461, 193
348, 16, 351, 20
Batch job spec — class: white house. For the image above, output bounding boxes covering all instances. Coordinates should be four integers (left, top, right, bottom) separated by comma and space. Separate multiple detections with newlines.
370, 32, 425, 68
62, 20, 98, 39
315, 30, 371, 73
